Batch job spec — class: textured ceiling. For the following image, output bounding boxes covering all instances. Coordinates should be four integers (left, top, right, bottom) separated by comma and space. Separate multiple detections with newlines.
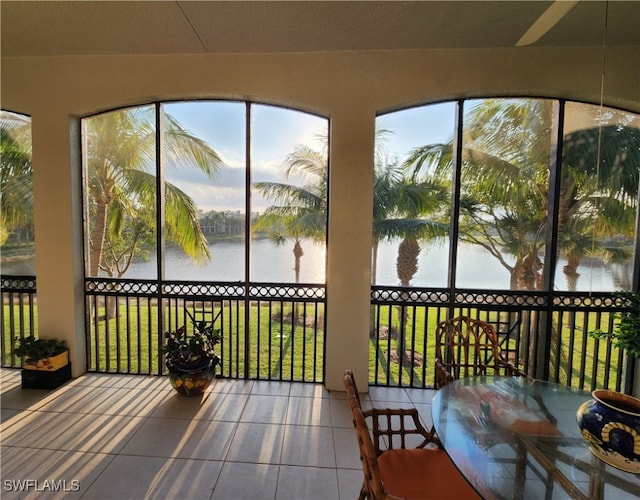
1, 1, 638, 58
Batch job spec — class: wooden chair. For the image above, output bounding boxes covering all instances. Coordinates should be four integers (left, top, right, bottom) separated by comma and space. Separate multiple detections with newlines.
434, 316, 526, 389
343, 370, 480, 500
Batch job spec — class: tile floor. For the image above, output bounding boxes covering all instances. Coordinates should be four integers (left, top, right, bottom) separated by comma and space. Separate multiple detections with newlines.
0, 369, 436, 500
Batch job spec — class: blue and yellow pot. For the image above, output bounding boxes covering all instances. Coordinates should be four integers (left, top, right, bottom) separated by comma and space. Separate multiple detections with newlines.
576, 389, 640, 473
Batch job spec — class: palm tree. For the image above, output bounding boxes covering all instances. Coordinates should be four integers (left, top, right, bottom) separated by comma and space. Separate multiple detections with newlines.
390, 178, 449, 365
558, 124, 640, 288
403, 99, 639, 292
372, 130, 450, 285
403, 98, 639, 379
253, 143, 328, 283
0, 112, 33, 246
372, 131, 450, 367
390, 179, 450, 283
85, 106, 226, 278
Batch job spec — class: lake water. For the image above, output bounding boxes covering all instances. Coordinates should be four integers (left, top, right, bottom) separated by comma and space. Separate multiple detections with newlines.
2, 238, 626, 291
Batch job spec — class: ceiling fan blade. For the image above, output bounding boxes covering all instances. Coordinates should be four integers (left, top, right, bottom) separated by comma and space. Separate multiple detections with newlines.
516, 0, 580, 46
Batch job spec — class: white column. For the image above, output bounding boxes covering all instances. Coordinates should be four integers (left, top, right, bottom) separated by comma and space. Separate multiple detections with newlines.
324, 110, 374, 392
32, 113, 86, 376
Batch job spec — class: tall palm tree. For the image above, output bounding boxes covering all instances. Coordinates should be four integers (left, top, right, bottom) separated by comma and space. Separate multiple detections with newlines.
403, 98, 639, 380
372, 130, 449, 285
372, 131, 450, 367
403, 99, 639, 292
390, 179, 450, 285
390, 177, 448, 365
253, 143, 328, 283
558, 124, 639, 288
85, 106, 226, 278
0, 112, 33, 246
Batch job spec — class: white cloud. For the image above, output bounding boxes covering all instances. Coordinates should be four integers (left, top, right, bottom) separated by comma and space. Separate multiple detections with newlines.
161, 101, 328, 213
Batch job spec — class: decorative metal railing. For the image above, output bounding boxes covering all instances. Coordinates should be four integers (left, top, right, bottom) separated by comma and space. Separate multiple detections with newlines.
84, 279, 326, 383
370, 286, 632, 393
1, 276, 37, 367
1, 275, 634, 394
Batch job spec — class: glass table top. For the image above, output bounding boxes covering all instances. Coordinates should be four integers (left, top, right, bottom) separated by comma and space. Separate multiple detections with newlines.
431, 376, 640, 500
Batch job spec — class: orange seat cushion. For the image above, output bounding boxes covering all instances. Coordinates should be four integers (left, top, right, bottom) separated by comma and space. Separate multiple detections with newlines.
378, 448, 481, 499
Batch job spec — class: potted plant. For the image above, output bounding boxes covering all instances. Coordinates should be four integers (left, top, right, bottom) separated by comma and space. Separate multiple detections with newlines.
589, 291, 640, 359
162, 314, 221, 397
14, 335, 71, 389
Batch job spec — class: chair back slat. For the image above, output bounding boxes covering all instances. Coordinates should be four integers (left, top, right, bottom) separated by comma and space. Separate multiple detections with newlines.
435, 316, 519, 388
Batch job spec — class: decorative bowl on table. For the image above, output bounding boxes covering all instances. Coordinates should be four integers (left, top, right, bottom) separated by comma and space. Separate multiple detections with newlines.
576, 389, 640, 473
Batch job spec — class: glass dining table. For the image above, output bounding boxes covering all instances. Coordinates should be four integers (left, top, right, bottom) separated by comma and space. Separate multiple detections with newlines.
431, 376, 640, 499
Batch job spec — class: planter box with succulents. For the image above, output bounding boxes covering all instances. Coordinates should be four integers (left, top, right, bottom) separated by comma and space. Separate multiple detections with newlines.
14, 336, 71, 389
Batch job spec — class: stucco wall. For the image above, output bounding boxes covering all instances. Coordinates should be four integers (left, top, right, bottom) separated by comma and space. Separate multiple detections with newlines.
2, 46, 639, 389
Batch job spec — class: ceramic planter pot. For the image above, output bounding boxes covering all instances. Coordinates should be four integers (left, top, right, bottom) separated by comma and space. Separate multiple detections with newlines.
166, 358, 218, 397
576, 389, 640, 473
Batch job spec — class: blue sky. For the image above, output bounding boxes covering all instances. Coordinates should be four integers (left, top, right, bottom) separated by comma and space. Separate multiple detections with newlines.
376, 101, 456, 165
165, 101, 328, 213
163, 100, 456, 213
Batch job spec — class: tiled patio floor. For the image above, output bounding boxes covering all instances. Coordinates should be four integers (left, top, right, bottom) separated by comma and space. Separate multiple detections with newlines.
0, 369, 436, 499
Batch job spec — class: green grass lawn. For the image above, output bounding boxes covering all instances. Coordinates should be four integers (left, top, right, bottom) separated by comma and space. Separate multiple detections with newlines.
2, 302, 623, 389
85, 301, 325, 382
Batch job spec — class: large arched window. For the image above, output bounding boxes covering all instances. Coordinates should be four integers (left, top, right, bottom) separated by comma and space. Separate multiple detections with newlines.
375, 98, 639, 293
82, 102, 329, 285
370, 98, 639, 390
81, 102, 328, 379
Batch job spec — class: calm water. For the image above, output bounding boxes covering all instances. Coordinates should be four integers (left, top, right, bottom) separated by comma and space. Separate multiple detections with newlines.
2, 238, 626, 291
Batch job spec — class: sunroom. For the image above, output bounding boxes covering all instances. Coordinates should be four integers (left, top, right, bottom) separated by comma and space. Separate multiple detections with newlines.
1, 2, 640, 499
